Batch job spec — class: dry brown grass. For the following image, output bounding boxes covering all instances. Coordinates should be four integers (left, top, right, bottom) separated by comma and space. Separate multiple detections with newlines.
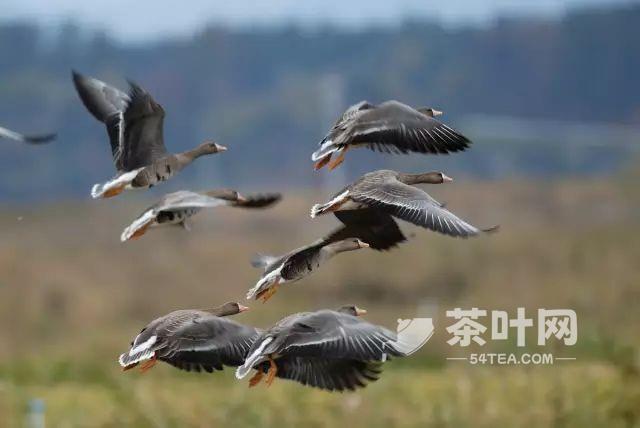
0, 176, 639, 426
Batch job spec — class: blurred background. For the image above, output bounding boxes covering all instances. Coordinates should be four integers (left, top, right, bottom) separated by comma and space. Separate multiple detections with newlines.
1, 0, 639, 426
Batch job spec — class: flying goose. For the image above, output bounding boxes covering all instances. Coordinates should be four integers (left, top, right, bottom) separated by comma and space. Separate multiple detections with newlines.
236, 305, 419, 391
118, 302, 259, 373
312, 100, 469, 170
311, 170, 497, 238
247, 238, 369, 303
0, 125, 55, 144
72, 71, 227, 199
120, 189, 281, 241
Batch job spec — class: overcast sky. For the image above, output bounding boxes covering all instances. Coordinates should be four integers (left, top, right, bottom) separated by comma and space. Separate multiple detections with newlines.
3, 0, 632, 42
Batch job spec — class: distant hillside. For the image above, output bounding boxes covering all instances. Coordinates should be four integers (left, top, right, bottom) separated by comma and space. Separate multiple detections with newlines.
0, 4, 638, 199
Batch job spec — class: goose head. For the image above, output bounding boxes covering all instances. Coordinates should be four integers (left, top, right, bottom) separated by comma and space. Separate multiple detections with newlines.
398, 171, 453, 185
330, 238, 370, 254
338, 305, 368, 317
417, 107, 443, 117
213, 302, 250, 317
197, 141, 228, 155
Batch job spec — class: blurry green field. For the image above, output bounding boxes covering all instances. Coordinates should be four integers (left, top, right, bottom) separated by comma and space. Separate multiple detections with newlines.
0, 174, 639, 426
2, 362, 639, 427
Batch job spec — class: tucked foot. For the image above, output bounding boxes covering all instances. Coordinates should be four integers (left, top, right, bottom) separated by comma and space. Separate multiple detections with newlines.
265, 358, 278, 387
327, 147, 348, 170
248, 371, 264, 388
102, 184, 126, 198
139, 356, 157, 373
257, 283, 280, 303
129, 222, 153, 240
314, 154, 332, 170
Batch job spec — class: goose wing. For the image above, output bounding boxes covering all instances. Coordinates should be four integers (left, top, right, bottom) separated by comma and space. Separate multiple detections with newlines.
350, 174, 489, 238
0, 126, 56, 144
260, 356, 384, 391
120, 191, 232, 241
266, 310, 406, 361
161, 314, 260, 370
233, 193, 282, 208
72, 71, 131, 167
154, 190, 234, 211
344, 100, 470, 155
324, 208, 407, 250
121, 82, 168, 170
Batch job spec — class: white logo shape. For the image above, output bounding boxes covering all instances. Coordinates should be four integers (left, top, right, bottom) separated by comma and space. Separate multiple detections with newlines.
395, 318, 434, 355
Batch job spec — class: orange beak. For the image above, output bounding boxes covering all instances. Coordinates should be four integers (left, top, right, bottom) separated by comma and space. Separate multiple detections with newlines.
355, 307, 368, 316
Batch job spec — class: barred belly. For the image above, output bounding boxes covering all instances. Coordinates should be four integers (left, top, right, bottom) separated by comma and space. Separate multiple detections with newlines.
156, 208, 201, 225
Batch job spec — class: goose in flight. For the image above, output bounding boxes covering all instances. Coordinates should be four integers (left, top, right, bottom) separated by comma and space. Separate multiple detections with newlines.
0, 125, 55, 144
72, 71, 226, 199
236, 305, 424, 391
120, 189, 281, 241
247, 238, 369, 303
119, 302, 259, 373
311, 170, 497, 238
312, 100, 470, 170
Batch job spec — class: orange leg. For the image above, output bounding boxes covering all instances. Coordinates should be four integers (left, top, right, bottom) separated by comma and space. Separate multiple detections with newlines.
139, 355, 157, 373
265, 358, 278, 386
314, 154, 333, 170
327, 146, 349, 170
248, 370, 264, 388
257, 281, 280, 304
102, 184, 126, 198
129, 221, 153, 240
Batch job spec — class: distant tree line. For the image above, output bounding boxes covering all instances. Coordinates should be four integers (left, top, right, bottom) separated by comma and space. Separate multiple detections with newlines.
0, 4, 638, 199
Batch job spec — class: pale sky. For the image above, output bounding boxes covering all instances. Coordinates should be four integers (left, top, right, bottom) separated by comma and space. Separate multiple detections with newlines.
2, 0, 632, 42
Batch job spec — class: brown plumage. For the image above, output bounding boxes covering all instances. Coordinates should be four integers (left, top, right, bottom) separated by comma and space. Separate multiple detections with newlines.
311, 170, 498, 238
236, 306, 411, 391
118, 302, 259, 374
312, 100, 470, 170
72, 71, 227, 199
120, 189, 281, 241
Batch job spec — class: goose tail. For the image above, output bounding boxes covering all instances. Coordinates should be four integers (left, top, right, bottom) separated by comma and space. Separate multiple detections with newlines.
310, 190, 349, 218
236, 337, 273, 379
91, 168, 143, 199
121, 209, 157, 242
118, 335, 159, 369
311, 139, 338, 162
250, 254, 279, 269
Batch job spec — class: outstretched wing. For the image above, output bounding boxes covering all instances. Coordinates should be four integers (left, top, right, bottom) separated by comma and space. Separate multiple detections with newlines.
271, 310, 406, 361
161, 315, 260, 370
154, 191, 233, 211
234, 193, 282, 208
259, 357, 383, 391
0, 126, 56, 144
323, 209, 407, 251
72, 71, 131, 167
351, 175, 491, 238
121, 82, 167, 170
346, 101, 470, 155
